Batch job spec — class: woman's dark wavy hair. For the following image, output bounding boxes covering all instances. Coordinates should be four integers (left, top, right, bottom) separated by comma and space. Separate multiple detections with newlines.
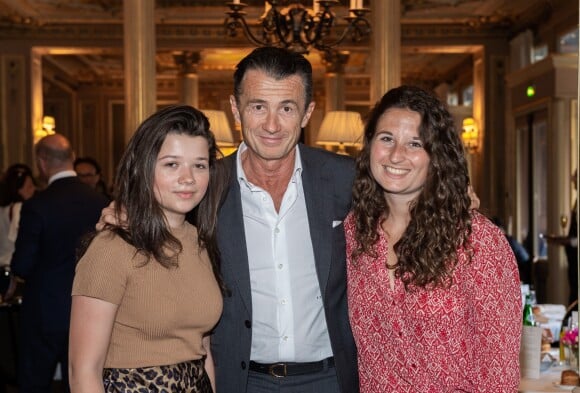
351, 85, 473, 289
81, 105, 226, 289
0, 163, 35, 206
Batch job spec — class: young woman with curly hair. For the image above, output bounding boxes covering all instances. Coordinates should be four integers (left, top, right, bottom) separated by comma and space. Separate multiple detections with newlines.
344, 85, 521, 392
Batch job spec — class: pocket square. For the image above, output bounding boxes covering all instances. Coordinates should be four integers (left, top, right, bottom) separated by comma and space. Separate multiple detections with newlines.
332, 220, 342, 228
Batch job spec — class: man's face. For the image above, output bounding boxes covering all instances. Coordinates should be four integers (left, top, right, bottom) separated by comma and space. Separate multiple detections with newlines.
230, 69, 315, 162
75, 162, 100, 188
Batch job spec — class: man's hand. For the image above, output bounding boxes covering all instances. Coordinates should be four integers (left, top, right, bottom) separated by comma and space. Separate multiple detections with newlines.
3, 275, 22, 303
95, 201, 127, 230
468, 185, 480, 210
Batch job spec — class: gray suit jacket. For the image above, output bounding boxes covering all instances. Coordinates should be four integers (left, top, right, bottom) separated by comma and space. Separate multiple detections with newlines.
212, 144, 359, 393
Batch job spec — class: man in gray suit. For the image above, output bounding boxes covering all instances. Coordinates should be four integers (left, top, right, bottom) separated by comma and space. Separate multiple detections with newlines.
212, 47, 358, 393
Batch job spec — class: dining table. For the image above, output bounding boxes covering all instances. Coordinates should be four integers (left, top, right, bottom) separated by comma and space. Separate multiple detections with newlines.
520, 359, 580, 392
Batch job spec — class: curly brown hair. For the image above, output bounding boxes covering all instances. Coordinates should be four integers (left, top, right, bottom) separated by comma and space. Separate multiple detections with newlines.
351, 85, 472, 289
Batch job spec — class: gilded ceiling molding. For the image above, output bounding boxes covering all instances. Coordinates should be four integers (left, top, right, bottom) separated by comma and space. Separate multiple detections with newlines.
345, 77, 370, 90
402, 24, 509, 40
0, 23, 123, 40
0, 21, 508, 43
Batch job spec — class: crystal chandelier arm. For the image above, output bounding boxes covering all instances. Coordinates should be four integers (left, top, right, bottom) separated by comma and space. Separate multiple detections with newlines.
302, 6, 334, 47
269, 8, 293, 47
225, 16, 269, 47
313, 11, 371, 52
273, 5, 313, 53
224, 1, 371, 55
224, 3, 273, 47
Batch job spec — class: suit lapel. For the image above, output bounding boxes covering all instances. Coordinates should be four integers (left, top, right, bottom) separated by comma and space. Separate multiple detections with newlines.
218, 153, 253, 313
300, 145, 333, 299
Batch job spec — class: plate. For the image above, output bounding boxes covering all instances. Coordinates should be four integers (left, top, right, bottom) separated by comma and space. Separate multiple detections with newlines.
553, 382, 577, 391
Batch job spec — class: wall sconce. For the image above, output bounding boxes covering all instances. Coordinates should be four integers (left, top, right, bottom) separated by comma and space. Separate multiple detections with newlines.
34, 115, 56, 142
43, 116, 56, 133
461, 117, 479, 153
201, 109, 236, 151
316, 111, 364, 155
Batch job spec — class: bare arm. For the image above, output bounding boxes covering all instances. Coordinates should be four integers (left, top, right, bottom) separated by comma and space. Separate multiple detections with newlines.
202, 335, 216, 393
69, 295, 118, 393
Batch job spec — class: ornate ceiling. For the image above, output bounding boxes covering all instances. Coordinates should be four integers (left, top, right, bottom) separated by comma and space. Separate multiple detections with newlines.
0, 0, 562, 88
0, 0, 551, 26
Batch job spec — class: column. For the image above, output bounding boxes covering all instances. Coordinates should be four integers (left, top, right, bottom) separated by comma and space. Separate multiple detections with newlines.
173, 51, 201, 108
1, 52, 33, 166
370, 0, 401, 104
547, 98, 574, 305
123, 0, 156, 143
323, 50, 349, 112
471, 50, 484, 200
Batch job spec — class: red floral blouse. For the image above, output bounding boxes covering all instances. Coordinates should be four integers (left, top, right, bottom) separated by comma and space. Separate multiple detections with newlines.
345, 211, 522, 393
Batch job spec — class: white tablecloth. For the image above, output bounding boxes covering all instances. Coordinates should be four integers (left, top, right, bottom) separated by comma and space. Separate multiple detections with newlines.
520, 362, 579, 392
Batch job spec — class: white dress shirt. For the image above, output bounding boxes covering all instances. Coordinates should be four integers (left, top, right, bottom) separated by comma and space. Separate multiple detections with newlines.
0, 202, 21, 267
49, 170, 77, 185
236, 143, 333, 363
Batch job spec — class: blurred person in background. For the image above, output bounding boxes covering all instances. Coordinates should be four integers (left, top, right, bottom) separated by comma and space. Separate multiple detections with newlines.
6, 134, 109, 393
0, 163, 36, 393
0, 163, 36, 293
74, 157, 111, 201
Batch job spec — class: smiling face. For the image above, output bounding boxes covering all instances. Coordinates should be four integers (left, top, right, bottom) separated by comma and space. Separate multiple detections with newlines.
370, 107, 431, 203
230, 68, 315, 163
153, 133, 210, 228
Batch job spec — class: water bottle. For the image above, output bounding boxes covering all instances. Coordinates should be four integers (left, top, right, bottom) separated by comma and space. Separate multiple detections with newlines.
523, 293, 535, 326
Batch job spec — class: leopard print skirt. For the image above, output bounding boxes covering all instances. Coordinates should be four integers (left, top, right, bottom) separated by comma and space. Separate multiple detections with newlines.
103, 358, 212, 393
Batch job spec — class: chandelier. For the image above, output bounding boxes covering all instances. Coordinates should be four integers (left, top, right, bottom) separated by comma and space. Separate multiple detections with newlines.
225, 1, 371, 55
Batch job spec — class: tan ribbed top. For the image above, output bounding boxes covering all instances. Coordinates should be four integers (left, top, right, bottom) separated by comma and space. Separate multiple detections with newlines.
72, 222, 223, 368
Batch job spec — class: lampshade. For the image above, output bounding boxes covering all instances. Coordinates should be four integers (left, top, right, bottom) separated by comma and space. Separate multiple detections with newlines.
201, 109, 235, 146
316, 111, 364, 153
